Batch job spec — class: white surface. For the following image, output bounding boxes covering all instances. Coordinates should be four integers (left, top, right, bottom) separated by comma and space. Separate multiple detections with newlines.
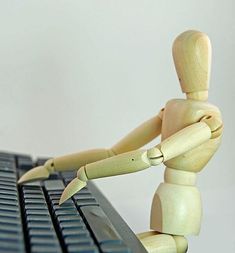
0, 1, 234, 252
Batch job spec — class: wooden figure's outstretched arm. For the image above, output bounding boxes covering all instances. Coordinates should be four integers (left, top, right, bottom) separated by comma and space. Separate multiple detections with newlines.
111, 108, 164, 154
18, 110, 163, 184
59, 116, 223, 204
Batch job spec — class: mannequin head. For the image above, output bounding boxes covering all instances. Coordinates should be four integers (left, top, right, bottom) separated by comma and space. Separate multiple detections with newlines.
172, 30, 212, 101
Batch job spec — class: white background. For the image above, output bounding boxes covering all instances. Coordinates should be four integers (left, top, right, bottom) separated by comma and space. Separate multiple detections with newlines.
0, 1, 234, 252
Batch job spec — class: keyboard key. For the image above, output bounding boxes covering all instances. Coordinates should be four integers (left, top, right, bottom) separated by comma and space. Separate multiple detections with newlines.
0, 198, 18, 206
74, 192, 94, 199
0, 194, 18, 201
0, 189, 17, 196
27, 222, 54, 230
26, 215, 51, 222
60, 221, 86, 229
25, 209, 49, 215
24, 203, 48, 209
64, 236, 94, 246
0, 185, 17, 192
30, 236, 59, 244
74, 198, 98, 207
0, 152, 15, 162
53, 204, 76, 211
52, 198, 74, 207
44, 180, 65, 191
73, 190, 98, 207
0, 167, 15, 173
100, 244, 131, 253
48, 192, 63, 198
0, 210, 20, 219
24, 194, 45, 199
17, 155, 33, 170
67, 245, 99, 253
54, 207, 79, 215
35, 158, 48, 166
0, 241, 24, 252
29, 229, 56, 237
57, 215, 83, 223
0, 171, 16, 179
62, 227, 90, 237
80, 206, 122, 245
0, 233, 23, 242
0, 216, 20, 223
0, 204, 19, 212
23, 188, 43, 195
0, 224, 22, 233
24, 198, 46, 204
31, 245, 62, 253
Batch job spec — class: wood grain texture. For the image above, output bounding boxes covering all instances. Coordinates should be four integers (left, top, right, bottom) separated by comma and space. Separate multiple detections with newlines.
53, 148, 114, 172
150, 182, 202, 236
172, 30, 212, 94
161, 99, 222, 172
137, 232, 177, 253
137, 232, 188, 253
112, 112, 162, 154
157, 121, 211, 162
84, 149, 152, 180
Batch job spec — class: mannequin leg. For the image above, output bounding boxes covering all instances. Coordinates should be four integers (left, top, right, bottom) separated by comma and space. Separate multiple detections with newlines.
137, 231, 188, 253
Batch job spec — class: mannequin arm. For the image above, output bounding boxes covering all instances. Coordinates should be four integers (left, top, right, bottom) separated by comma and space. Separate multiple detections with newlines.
59, 119, 221, 204
18, 110, 163, 184
111, 108, 164, 154
53, 109, 163, 169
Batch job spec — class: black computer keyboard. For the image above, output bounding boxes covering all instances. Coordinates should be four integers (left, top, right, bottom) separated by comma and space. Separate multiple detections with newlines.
0, 151, 147, 253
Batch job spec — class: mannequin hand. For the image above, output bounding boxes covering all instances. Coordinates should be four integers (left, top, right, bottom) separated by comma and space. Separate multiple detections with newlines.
18, 159, 54, 184
59, 166, 88, 205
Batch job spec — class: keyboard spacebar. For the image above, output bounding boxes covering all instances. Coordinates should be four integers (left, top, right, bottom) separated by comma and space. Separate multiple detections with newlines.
80, 205, 123, 245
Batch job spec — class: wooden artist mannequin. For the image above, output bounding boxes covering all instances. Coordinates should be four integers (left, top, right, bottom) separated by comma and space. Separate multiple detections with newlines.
19, 30, 223, 253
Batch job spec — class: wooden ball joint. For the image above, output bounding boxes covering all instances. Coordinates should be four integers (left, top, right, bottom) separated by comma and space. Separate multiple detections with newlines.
18, 30, 223, 253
